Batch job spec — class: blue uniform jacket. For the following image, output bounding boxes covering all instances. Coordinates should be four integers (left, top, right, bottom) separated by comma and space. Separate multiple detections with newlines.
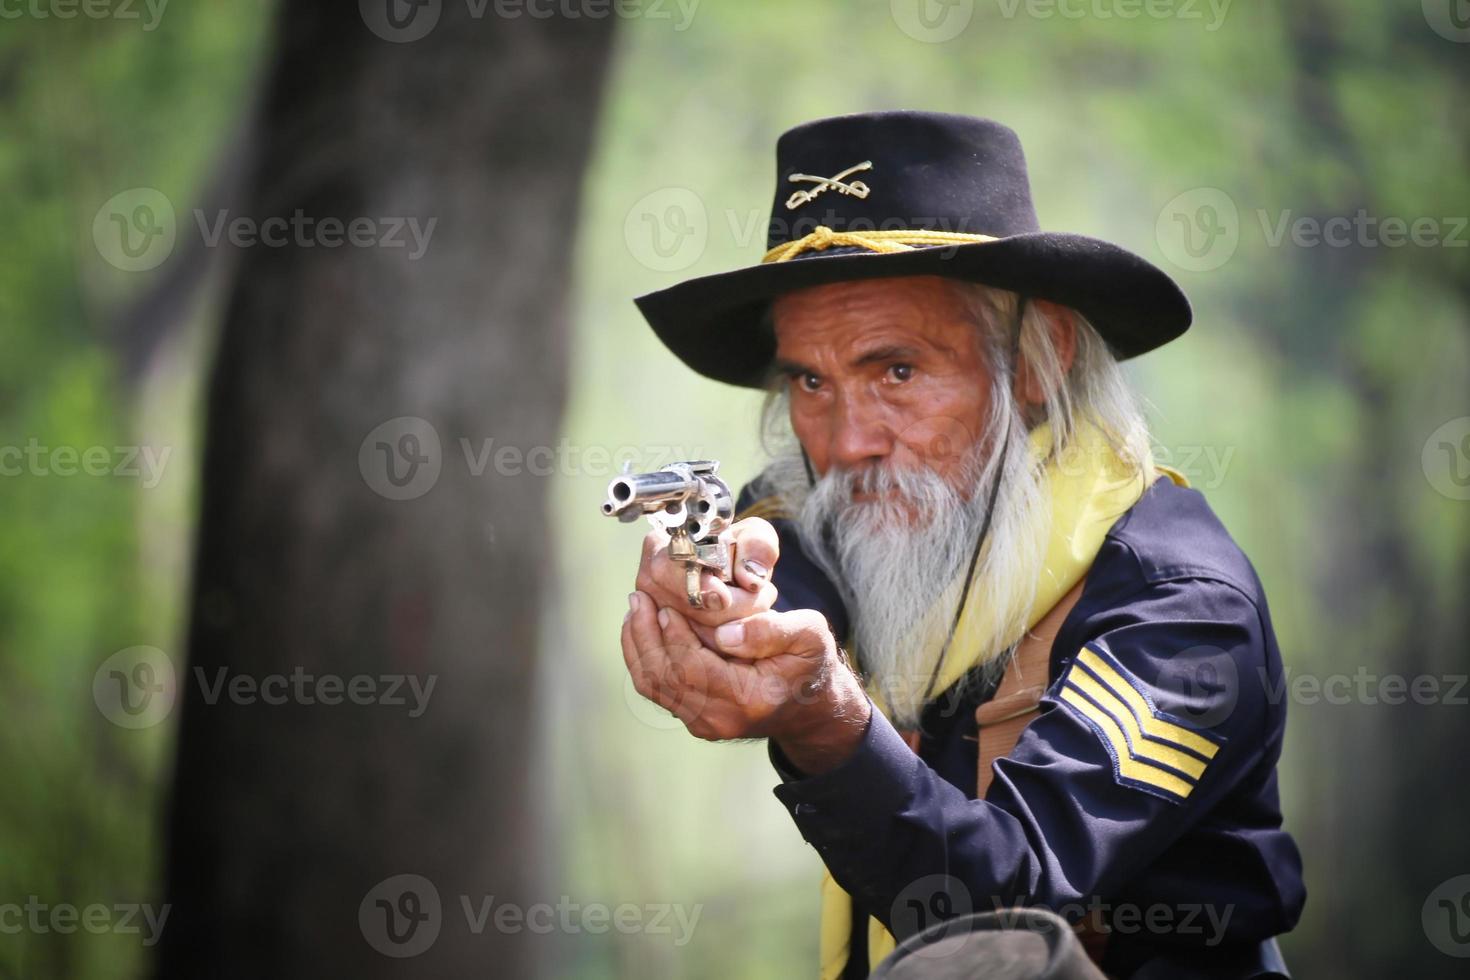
734, 474, 1306, 978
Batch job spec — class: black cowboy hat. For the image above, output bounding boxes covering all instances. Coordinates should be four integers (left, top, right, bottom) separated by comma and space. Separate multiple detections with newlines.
633, 110, 1191, 389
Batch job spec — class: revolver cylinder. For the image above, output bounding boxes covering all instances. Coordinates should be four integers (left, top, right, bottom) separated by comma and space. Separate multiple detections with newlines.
601, 460, 735, 608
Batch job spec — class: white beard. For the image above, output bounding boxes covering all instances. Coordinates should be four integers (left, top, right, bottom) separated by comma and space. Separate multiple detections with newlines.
762, 419, 1049, 729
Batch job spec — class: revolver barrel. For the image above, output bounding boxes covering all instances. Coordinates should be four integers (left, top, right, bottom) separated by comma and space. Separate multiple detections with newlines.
601, 469, 699, 520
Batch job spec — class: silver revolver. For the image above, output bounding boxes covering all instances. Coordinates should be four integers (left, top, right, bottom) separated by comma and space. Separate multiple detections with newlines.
601, 460, 734, 609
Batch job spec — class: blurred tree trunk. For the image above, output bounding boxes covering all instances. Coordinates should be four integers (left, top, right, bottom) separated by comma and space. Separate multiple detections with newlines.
157, 4, 612, 978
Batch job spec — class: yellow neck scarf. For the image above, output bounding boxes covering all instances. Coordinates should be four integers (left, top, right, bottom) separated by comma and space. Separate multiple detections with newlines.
818, 419, 1188, 978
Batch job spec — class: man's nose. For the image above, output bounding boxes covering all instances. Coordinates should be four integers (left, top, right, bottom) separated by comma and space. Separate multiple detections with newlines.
828, 391, 894, 472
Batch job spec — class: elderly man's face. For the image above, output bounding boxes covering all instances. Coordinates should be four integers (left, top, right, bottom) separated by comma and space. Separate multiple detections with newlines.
772, 276, 995, 500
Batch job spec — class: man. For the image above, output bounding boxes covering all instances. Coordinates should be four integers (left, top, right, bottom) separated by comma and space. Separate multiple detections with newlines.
620, 111, 1304, 979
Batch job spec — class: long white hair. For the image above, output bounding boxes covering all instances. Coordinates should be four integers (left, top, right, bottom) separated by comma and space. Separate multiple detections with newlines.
756, 281, 1153, 727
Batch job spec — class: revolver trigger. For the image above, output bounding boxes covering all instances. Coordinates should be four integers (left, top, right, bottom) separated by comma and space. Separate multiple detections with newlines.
685, 564, 703, 609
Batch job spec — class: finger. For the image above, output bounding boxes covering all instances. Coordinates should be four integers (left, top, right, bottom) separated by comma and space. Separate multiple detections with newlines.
621, 610, 648, 690
635, 527, 678, 606
657, 604, 758, 689
693, 565, 735, 615
657, 605, 768, 722
630, 590, 715, 710
642, 596, 747, 727
622, 597, 675, 710
641, 556, 774, 623
659, 605, 737, 675
657, 601, 704, 652
641, 527, 670, 565
729, 517, 779, 593
695, 566, 777, 620
627, 589, 670, 668
638, 544, 711, 611
711, 608, 835, 662
687, 618, 722, 653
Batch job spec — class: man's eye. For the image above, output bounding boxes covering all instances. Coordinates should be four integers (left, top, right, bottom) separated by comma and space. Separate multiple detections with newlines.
886, 363, 914, 383
798, 372, 823, 393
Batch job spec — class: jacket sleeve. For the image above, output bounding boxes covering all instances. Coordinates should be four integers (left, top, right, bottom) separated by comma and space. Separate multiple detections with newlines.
767, 573, 1282, 938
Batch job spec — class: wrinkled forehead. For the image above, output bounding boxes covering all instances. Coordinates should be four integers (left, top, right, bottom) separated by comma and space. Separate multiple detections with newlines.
770, 276, 989, 363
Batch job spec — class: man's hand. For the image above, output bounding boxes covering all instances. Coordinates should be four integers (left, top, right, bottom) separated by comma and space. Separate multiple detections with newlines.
633, 517, 779, 627
620, 590, 872, 777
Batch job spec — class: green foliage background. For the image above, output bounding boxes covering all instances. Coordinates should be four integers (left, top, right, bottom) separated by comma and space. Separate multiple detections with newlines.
2, 0, 1466, 976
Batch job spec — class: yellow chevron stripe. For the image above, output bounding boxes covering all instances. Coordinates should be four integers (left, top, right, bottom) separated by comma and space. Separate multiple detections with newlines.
1066, 672, 1207, 779
1060, 686, 1197, 799
736, 495, 791, 522
1077, 648, 1220, 759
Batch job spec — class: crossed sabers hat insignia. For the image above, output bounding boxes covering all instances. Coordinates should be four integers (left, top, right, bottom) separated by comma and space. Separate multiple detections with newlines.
784, 160, 873, 211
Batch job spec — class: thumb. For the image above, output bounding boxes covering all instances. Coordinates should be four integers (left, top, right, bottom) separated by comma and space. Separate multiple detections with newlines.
729, 516, 780, 593
713, 608, 834, 661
